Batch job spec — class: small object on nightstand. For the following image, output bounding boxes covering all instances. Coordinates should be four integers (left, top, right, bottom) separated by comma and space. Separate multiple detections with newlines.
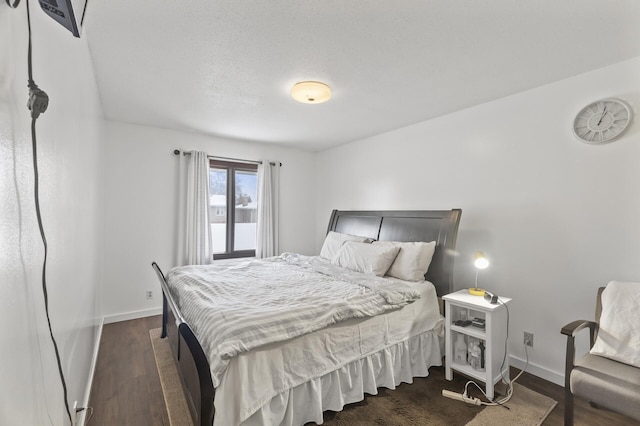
454, 319, 472, 327
468, 338, 482, 370
484, 291, 499, 304
471, 317, 485, 329
454, 334, 467, 364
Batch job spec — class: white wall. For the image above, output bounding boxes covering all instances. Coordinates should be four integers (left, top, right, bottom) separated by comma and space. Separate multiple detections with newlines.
0, 4, 103, 426
101, 121, 317, 320
315, 57, 640, 384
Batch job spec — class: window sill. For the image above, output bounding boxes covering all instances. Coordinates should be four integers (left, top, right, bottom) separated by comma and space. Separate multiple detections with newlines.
212, 256, 255, 265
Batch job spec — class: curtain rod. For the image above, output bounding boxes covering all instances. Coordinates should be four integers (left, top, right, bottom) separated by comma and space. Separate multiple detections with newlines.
173, 149, 281, 166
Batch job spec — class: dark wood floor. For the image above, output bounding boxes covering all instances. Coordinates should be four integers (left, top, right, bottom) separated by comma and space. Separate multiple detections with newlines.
88, 316, 169, 426
88, 315, 637, 426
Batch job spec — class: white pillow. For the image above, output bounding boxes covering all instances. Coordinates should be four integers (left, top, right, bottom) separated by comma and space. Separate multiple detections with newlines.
319, 231, 373, 260
331, 241, 400, 276
372, 240, 436, 281
590, 281, 640, 368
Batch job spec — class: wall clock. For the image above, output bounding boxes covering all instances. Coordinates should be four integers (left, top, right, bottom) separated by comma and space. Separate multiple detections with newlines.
573, 98, 632, 144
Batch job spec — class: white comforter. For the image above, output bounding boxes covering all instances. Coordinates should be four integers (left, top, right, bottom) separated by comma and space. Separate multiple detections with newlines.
165, 253, 421, 387
217, 278, 443, 425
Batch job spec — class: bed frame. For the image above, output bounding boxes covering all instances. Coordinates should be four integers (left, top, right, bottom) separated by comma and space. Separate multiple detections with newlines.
151, 209, 461, 426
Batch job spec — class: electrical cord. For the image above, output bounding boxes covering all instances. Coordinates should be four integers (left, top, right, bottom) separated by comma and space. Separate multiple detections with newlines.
28, 48, 72, 426
12, 0, 72, 424
498, 299, 510, 385
463, 344, 529, 407
459, 298, 530, 407
26, 0, 49, 119
30, 115, 73, 425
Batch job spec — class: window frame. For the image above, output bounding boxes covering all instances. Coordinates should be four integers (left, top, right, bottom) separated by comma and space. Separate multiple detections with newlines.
210, 159, 258, 260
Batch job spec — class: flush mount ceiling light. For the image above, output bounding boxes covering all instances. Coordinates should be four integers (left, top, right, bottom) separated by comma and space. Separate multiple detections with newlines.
291, 81, 331, 104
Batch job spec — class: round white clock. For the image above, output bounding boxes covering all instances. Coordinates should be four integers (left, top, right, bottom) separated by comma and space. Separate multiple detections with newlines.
573, 98, 632, 144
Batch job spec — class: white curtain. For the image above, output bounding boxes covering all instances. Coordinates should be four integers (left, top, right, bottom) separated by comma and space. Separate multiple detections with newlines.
256, 161, 280, 258
185, 151, 213, 265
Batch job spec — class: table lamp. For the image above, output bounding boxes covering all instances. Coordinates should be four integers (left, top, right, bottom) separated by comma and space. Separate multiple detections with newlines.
468, 251, 489, 296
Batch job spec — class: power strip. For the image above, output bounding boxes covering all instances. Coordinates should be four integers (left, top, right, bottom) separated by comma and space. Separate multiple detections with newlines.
442, 389, 482, 406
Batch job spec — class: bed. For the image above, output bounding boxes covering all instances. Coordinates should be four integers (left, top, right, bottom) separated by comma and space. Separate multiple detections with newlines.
152, 209, 461, 425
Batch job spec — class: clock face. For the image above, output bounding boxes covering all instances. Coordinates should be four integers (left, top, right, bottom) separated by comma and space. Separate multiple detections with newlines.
573, 98, 631, 144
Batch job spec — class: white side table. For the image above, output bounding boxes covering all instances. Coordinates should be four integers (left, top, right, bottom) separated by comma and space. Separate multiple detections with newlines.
443, 289, 512, 399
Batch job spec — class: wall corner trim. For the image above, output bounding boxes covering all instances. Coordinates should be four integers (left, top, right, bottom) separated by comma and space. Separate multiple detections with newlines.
79, 318, 104, 425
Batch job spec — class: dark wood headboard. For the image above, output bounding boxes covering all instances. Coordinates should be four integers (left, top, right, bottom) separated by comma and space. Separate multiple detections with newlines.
326, 209, 462, 297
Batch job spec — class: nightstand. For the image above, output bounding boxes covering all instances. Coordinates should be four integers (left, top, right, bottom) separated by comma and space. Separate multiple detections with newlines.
443, 289, 512, 399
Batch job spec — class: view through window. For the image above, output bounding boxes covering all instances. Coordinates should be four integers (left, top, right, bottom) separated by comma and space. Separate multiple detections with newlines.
209, 160, 258, 259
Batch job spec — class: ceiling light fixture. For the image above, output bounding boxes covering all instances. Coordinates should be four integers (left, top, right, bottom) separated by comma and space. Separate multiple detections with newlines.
291, 81, 331, 104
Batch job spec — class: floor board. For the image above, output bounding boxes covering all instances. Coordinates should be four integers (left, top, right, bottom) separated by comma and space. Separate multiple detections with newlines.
88, 315, 637, 425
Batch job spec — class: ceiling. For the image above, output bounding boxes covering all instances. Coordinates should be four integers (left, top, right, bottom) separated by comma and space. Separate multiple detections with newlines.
85, 1, 640, 151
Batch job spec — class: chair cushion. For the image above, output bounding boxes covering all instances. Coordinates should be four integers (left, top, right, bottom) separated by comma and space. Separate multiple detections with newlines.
571, 353, 640, 421
590, 281, 640, 367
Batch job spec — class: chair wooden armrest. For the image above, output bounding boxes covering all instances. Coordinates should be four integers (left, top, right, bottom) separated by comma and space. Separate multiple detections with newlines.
561, 319, 598, 426
562, 319, 598, 375
561, 320, 598, 341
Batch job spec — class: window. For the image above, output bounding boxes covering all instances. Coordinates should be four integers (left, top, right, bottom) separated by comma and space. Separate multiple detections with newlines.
209, 160, 258, 259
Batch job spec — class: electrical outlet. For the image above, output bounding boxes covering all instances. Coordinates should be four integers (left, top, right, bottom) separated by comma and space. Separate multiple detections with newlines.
146, 289, 153, 299
524, 331, 534, 347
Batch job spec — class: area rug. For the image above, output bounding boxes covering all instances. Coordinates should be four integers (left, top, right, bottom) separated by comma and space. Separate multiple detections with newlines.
149, 328, 194, 426
150, 328, 556, 425
465, 383, 556, 426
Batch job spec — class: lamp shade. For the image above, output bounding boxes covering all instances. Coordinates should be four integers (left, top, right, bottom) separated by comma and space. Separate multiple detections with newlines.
474, 251, 489, 269
291, 81, 331, 104
469, 251, 489, 296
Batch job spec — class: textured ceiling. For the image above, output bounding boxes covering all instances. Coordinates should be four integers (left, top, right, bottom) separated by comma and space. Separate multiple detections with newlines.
85, 1, 640, 151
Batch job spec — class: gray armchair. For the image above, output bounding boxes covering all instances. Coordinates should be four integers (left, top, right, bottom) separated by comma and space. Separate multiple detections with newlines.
561, 286, 640, 425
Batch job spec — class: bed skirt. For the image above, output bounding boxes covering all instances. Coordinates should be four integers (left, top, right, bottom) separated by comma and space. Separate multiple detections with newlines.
239, 329, 443, 426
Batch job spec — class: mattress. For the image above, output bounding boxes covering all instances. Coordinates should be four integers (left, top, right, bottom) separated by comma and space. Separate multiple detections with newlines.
214, 278, 444, 425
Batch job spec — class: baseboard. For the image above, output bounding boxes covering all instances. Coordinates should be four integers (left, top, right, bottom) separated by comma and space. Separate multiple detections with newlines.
510, 354, 564, 386
104, 307, 163, 324
78, 317, 103, 426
